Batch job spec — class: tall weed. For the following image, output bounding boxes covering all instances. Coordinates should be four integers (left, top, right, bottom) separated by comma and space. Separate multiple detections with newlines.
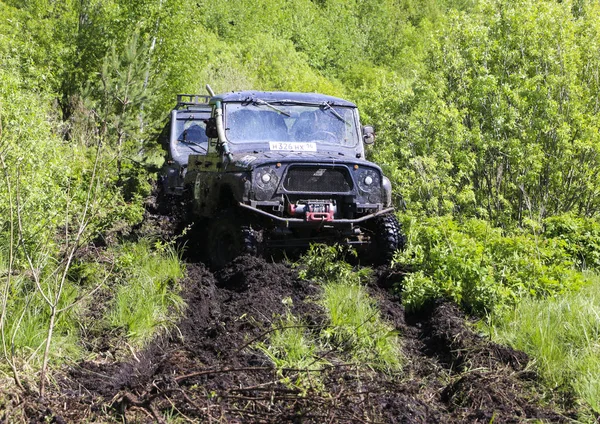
297, 244, 403, 372
106, 239, 185, 347
488, 274, 600, 414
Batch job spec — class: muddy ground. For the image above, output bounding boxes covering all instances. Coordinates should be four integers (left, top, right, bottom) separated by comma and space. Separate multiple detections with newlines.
14, 250, 577, 423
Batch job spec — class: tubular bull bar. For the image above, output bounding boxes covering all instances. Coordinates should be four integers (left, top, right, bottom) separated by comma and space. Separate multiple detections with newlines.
238, 202, 394, 226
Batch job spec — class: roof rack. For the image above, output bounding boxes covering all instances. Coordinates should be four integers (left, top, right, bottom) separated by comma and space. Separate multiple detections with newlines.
176, 94, 211, 108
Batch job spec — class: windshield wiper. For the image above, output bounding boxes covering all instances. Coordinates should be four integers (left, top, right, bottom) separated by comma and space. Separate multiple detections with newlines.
322, 102, 350, 126
179, 137, 207, 151
253, 98, 291, 117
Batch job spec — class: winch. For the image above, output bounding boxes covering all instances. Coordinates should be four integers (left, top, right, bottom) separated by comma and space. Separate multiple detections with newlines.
288, 201, 337, 222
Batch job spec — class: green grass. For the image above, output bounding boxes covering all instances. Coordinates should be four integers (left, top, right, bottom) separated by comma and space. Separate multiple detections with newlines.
298, 244, 404, 372
320, 280, 403, 372
0, 273, 82, 372
106, 238, 185, 347
256, 308, 328, 391
488, 273, 600, 415
257, 245, 403, 391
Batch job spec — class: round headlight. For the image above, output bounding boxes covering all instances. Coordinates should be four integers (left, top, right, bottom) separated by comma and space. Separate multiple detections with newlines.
357, 169, 380, 193
255, 167, 279, 201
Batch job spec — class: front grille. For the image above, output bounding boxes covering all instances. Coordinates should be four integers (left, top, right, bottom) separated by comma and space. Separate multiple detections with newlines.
283, 166, 353, 193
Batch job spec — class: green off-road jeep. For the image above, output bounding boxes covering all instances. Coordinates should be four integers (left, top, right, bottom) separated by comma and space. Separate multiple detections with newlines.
160, 89, 404, 267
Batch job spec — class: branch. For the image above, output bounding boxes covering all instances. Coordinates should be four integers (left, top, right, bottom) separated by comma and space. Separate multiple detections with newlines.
174, 366, 273, 384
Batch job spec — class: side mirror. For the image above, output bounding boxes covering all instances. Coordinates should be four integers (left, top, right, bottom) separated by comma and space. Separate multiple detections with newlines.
205, 118, 218, 139
362, 125, 375, 145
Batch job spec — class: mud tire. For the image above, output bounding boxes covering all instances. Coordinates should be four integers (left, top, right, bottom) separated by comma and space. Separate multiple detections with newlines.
208, 211, 258, 269
370, 213, 406, 264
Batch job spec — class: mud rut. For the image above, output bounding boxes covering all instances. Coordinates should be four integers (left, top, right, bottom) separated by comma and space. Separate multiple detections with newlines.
14, 203, 574, 423
17, 251, 572, 424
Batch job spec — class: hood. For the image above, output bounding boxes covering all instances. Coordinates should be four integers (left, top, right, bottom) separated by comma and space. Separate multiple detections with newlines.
228, 150, 380, 172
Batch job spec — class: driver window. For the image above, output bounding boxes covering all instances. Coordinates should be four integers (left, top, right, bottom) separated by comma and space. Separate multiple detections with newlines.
176, 120, 208, 155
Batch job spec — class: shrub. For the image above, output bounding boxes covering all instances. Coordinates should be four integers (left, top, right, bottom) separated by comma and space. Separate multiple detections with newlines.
394, 216, 586, 316
544, 214, 600, 271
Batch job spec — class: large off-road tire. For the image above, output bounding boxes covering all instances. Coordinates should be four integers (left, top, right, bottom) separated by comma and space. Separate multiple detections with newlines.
369, 213, 406, 265
208, 211, 258, 269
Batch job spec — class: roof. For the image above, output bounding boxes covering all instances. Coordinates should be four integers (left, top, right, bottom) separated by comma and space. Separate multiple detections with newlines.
211, 91, 357, 107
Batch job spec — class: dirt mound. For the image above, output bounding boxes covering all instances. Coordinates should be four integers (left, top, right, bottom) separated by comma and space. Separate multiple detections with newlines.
34, 257, 571, 423
420, 301, 529, 371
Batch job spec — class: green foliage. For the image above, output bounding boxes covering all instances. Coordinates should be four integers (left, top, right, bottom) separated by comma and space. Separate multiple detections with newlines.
373, 0, 600, 223
489, 274, 600, 414
256, 308, 328, 392
297, 245, 403, 372
2, 0, 600, 412
106, 239, 185, 347
544, 213, 600, 270
395, 216, 586, 316
82, 29, 162, 202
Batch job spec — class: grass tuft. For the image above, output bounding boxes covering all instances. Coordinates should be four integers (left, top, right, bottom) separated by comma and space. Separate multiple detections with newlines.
320, 280, 402, 372
488, 273, 600, 414
0, 273, 82, 371
298, 244, 404, 372
106, 238, 185, 347
256, 306, 328, 392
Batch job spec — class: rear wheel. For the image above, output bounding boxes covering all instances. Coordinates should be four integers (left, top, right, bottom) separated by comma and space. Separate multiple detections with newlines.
208, 210, 258, 269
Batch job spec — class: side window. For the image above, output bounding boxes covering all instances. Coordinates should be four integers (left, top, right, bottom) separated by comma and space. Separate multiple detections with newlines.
176, 119, 208, 155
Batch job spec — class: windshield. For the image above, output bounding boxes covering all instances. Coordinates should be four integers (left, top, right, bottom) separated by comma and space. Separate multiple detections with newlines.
224, 102, 360, 147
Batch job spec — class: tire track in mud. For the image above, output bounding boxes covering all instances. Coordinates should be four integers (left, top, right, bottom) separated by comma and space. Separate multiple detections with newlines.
43, 256, 571, 423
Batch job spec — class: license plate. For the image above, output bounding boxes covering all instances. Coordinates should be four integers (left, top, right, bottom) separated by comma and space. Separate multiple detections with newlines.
269, 142, 317, 152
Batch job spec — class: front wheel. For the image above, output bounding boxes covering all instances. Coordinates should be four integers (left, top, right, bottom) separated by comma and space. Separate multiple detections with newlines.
368, 213, 406, 265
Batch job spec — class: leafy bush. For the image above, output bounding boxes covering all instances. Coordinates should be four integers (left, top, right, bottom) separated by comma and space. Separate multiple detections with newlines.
395, 216, 587, 316
296, 244, 370, 285
544, 214, 600, 270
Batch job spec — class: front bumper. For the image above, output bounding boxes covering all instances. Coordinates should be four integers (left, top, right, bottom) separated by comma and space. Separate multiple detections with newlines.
238, 202, 394, 227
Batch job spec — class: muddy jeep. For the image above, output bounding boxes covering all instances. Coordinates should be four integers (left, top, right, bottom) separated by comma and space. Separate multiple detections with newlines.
161, 90, 404, 267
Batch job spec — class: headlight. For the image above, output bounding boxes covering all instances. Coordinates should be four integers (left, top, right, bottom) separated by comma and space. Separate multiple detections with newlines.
357, 168, 380, 193
254, 167, 279, 200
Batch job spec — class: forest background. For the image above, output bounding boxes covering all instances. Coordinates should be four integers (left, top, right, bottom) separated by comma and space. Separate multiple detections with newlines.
1, 0, 600, 419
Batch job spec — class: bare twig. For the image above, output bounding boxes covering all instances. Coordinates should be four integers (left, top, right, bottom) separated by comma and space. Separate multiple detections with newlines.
174, 366, 272, 384
118, 392, 167, 424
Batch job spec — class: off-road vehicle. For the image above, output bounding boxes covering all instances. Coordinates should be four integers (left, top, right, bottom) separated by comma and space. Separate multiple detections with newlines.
160, 89, 404, 267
